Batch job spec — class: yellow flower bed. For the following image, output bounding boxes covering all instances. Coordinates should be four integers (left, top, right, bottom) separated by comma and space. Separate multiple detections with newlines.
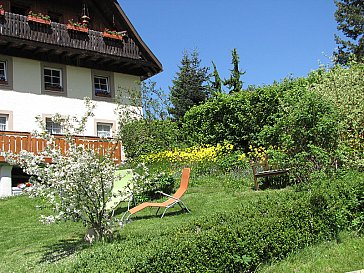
141, 143, 234, 164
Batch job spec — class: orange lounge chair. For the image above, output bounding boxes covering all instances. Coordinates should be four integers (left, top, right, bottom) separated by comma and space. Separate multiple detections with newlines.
121, 168, 191, 224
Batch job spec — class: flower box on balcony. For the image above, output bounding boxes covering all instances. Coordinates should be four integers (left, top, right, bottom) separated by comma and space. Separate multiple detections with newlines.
67, 24, 89, 33
102, 32, 123, 40
27, 15, 51, 25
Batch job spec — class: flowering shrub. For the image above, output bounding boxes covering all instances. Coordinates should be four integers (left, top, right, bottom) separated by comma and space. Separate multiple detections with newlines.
141, 142, 234, 164
130, 163, 176, 202
134, 143, 246, 177
6, 99, 121, 242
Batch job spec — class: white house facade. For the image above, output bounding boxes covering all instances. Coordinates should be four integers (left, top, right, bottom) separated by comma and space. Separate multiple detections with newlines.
0, 55, 142, 137
0, 0, 162, 197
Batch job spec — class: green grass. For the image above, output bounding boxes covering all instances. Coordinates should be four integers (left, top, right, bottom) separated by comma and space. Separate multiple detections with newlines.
258, 231, 364, 273
0, 172, 363, 272
0, 172, 252, 272
0, 195, 85, 272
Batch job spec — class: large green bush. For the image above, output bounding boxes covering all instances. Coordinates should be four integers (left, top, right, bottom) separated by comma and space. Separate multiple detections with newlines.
120, 119, 182, 158
258, 78, 341, 182
130, 163, 176, 202
311, 63, 364, 170
182, 81, 291, 149
183, 77, 342, 182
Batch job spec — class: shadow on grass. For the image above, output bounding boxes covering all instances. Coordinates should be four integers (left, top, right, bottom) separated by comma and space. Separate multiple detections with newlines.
127, 208, 190, 222
114, 204, 190, 221
38, 237, 89, 264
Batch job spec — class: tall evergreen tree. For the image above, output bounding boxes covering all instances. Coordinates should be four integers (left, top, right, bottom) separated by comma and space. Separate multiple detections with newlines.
168, 50, 209, 121
334, 0, 364, 65
209, 61, 223, 98
223, 48, 245, 93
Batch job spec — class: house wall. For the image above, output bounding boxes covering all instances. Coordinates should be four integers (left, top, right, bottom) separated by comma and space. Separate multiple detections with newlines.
0, 55, 141, 136
13, 58, 41, 95
67, 66, 93, 100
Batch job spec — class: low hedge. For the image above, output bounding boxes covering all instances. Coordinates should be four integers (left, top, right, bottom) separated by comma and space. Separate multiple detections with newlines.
133, 172, 363, 272
42, 172, 363, 273
132, 192, 336, 272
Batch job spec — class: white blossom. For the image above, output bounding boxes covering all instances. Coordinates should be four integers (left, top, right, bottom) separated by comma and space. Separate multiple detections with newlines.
6, 99, 121, 241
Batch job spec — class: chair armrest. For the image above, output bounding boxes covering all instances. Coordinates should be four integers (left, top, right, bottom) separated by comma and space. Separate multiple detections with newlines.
156, 191, 180, 201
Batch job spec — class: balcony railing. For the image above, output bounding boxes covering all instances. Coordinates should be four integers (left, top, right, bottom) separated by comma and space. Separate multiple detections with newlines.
0, 131, 122, 164
0, 12, 141, 60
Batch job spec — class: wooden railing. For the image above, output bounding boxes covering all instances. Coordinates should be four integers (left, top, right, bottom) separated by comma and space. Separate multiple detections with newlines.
0, 12, 141, 60
0, 131, 122, 163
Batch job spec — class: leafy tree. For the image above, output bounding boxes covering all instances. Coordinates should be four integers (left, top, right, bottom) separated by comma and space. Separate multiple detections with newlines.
116, 80, 170, 125
334, 0, 364, 65
223, 48, 245, 93
6, 99, 120, 242
168, 50, 210, 121
116, 81, 182, 159
312, 63, 364, 169
119, 119, 181, 158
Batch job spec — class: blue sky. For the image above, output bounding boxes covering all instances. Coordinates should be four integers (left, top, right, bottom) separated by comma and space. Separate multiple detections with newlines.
120, 0, 338, 92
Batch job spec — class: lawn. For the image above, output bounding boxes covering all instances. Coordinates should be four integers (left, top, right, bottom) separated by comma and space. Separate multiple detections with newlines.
259, 231, 364, 273
0, 172, 363, 272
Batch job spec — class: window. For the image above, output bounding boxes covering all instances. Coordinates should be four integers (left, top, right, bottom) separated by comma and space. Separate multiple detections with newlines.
97, 123, 112, 138
44, 67, 63, 91
91, 70, 114, 101
46, 118, 63, 134
0, 56, 13, 89
0, 61, 7, 83
0, 111, 12, 130
41, 63, 66, 96
0, 115, 7, 131
94, 76, 110, 97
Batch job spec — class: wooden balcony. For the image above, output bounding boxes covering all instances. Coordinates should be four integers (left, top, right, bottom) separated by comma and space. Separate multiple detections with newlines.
0, 12, 158, 76
0, 131, 123, 164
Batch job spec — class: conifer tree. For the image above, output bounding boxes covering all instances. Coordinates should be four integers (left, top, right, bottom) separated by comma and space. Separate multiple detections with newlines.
223, 48, 245, 93
168, 50, 209, 121
209, 61, 223, 98
334, 0, 364, 64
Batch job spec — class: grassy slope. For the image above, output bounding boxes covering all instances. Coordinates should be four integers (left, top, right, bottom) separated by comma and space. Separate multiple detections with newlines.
0, 173, 363, 272
258, 231, 364, 273
0, 173, 252, 272
0, 195, 84, 272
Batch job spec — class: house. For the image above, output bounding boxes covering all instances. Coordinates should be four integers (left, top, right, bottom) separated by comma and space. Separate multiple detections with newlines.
0, 0, 162, 196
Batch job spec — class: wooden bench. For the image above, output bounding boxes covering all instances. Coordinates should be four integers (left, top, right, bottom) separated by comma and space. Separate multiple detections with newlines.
251, 155, 289, 190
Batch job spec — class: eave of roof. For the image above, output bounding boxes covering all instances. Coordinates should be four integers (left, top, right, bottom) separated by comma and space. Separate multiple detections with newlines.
101, 0, 163, 78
